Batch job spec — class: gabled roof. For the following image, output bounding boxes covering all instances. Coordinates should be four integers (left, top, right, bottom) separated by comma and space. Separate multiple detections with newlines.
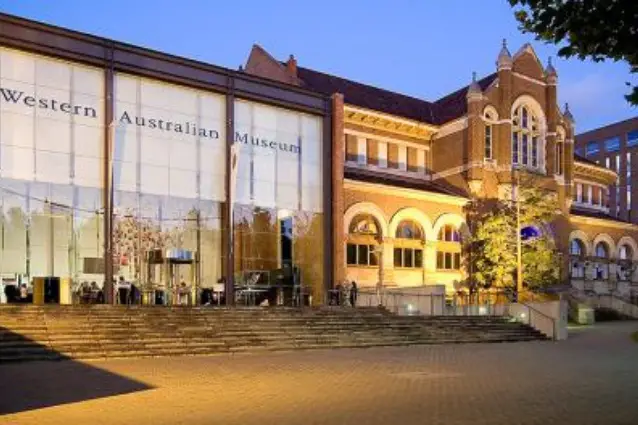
295, 66, 497, 126
432, 73, 498, 124
295, 66, 438, 124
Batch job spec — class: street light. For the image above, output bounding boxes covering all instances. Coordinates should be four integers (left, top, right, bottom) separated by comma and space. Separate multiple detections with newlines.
514, 170, 524, 299
373, 244, 384, 306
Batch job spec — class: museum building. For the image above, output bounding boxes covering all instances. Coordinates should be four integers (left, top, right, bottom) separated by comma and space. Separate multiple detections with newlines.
0, 13, 333, 304
1, 12, 637, 305
245, 41, 638, 298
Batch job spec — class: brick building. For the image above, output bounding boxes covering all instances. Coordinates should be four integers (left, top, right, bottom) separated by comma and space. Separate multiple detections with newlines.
575, 117, 638, 223
246, 41, 638, 297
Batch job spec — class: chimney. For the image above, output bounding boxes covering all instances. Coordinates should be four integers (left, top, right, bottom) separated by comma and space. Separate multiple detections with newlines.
286, 54, 297, 78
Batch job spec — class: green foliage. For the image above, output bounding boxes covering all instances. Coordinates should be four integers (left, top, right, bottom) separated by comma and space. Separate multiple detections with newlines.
522, 235, 561, 289
508, 0, 638, 105
464, 175, 561, 292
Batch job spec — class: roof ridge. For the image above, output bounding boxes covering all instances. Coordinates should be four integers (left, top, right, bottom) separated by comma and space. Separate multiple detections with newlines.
434, 72, 498, 105
295, 65, 435, 105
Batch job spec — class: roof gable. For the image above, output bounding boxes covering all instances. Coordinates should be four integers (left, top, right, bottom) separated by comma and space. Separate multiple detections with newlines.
512, 44, 546, 81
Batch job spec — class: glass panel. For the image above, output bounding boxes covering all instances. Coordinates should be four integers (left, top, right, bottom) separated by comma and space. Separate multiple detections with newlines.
347, 244, 357, 265
454, 253, 461, 270
404, 249, 413, 268
369, 245, 379, 266
522, 134, 529, 165
444, 252, 452, 269
604, 136, 620, 152
512, 132, 519, 164
358, 244, 369, 266
394, 248, 402, 267
436, 252, 443, 269
414, 249, 423, 268
531, 136, 538, 167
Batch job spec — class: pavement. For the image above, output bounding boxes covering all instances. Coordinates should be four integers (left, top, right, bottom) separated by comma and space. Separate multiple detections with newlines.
1, 321, 638, 425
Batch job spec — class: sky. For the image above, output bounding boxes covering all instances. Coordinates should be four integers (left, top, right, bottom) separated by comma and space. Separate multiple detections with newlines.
3, 0, 636, 133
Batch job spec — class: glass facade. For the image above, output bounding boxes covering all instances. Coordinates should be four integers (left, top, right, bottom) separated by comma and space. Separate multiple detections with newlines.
0, 47, 326, 305
0, 47, 105, 296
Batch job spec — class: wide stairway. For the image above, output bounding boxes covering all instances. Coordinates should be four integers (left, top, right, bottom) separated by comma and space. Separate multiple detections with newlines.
0, 305, 547, 362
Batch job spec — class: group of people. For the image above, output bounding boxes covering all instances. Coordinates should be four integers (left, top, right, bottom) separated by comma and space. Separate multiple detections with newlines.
3, 283, 30, 303
331, 280, 358, 306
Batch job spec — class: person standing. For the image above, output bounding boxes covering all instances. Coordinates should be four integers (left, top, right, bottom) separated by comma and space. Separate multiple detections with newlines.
350, 280, 358, 307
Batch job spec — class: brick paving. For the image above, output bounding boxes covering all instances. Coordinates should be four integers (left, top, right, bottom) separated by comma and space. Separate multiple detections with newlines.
1, 322, 638, 425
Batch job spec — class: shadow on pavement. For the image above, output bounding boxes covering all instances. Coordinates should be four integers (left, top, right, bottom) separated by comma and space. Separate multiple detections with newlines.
0, 326, 153, 415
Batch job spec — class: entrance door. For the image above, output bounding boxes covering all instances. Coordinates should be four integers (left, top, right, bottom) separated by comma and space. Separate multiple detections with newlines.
280, 216, 293, 268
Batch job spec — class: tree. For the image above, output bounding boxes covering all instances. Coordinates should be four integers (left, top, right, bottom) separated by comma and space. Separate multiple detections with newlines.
463, 174, 562, 294
508, 0, 638, 105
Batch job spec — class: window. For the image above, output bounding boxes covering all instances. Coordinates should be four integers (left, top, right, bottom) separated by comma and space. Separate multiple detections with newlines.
485, 123, 493, 160
570, 239, 586, 278
627, 153, 632, 179
555, 142, 564, 175
395, 220, 423, 240
394, 220, 424, 269
618, 244, 634, 281
438, 225, 460, 242
575, 147, 585, 156
594, 242, 609, 280
604, 136, 620, 152
394, 247, 423, 268
628, 187, 632, 211
605, 157, 611, 169
347, 243, 379, 266
570, 239, 585, 257
616, 155, 621, 174
586, 141, 599, 155
437, 224, 461, 271
512, 105, 542, 169
576, 183, 583, 203
436, 252, 461, 270
628, 130, 638, 148
347, 214, 381, 267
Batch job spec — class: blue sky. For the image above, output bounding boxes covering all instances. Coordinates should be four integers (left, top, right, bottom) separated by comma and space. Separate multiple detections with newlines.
4, 0, 635, 132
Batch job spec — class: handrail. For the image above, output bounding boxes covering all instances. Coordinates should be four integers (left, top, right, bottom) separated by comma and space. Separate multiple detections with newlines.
515, 300, 557, 341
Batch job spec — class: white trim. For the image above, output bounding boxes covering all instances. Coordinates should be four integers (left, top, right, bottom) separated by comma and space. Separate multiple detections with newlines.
593, 233, 617, 259
345, 162, 429, 179
344, 128, 430, 151
398, 146, 407, 171
433, 117, 467, 140
513, 71, 547, 86
357, 136, 367, 166
378, 141, 388, 168
344, 179, 469, 206
432, 213, 467, 240
344, 104, 439, 132
388, 208, 435, 241
569, 230, 592, 257
571, 214, 638, 231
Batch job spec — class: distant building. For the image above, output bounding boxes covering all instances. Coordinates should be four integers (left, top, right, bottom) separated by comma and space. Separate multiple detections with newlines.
575, 117, 638, 224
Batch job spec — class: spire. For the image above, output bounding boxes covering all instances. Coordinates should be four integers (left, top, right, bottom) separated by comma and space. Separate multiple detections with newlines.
545, 56, 557, 77
466, 71, 482, 101
563, 102, 574, 123
497, 38, 513, 70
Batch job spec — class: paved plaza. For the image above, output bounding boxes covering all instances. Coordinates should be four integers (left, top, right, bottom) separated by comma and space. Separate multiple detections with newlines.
1, 322, 638, 425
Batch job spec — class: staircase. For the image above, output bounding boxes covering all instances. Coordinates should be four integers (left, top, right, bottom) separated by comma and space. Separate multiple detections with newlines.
0, 305, 548, 362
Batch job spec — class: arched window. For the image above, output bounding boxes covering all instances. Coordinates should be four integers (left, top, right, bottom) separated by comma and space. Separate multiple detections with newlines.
618, 244, 634, 281
555, 127, 565, 175
437, 224, 461, 270
594, 241, 610, 280
512, 105, 541, 169
619, 244, 633, 261
570, 239, 586, 278
484, 109, 497, 160
570, 239, 585, 257
394, 220, 424, 269
347, 214, 381, 267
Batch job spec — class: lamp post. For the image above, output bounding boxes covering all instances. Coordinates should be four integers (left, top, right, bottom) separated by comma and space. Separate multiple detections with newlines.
374, 244, 384, 306
515, 170, 524, 299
